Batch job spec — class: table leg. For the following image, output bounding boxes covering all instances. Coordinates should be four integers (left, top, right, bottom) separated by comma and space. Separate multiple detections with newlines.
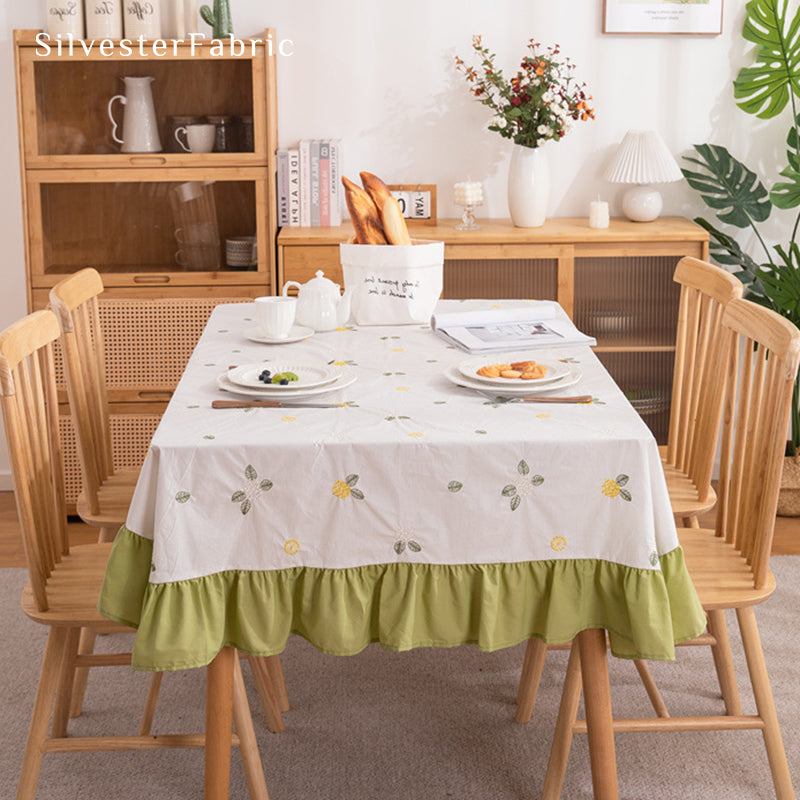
577, 629, 619, 800
205, 646, 235, 800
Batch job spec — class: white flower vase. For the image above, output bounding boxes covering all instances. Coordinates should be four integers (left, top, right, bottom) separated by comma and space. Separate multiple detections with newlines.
507, 143, 550, 228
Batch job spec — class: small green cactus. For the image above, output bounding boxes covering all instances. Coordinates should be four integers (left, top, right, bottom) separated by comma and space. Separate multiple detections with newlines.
200, 0, 233, 39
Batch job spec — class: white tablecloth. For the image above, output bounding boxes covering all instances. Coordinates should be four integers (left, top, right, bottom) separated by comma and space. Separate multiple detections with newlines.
100, 299, 706, 669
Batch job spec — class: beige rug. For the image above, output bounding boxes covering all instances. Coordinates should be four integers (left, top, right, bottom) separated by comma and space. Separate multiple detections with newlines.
1, 559, 798, 799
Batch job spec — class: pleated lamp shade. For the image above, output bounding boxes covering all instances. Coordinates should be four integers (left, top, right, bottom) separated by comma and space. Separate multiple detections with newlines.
604, 130, 682, 222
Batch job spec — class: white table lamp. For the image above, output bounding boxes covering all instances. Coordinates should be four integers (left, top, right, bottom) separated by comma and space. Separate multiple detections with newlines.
604, 130, 682, 222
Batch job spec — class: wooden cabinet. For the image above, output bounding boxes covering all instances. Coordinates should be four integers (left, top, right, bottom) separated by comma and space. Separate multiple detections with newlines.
14, 29, 278, 307
278, 217, 709, 443
13, 29, 278, 510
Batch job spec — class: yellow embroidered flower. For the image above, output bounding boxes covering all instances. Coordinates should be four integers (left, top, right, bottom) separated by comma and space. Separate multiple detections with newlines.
332, 480, 352, 499
408, 432, 424, 438
536, 413, 551, 419
281, 416, 297, 422
392, 347, 405, 352
551, 536, 567, 552
602, 478, 621, 498
332, 360, 349, 366
284, 539, 301, 555
335, 327, 349, 332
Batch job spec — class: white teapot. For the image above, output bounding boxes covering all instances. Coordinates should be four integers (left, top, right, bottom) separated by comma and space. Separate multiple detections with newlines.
281, 270, 352, 332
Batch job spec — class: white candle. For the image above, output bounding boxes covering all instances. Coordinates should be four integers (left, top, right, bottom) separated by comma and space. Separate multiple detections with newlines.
454, 181, 483, 206
589, 200, 609, 229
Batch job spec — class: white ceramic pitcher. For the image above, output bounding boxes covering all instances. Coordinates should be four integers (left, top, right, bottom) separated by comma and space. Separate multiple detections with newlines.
107, 76, 162, 153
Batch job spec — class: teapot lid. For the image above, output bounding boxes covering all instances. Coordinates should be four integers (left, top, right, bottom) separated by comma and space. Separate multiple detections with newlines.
304, 270, 340, 293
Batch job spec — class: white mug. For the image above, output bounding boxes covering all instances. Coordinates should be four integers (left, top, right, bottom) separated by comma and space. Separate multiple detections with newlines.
255, 296, 297, 339
175, 123, 216, 153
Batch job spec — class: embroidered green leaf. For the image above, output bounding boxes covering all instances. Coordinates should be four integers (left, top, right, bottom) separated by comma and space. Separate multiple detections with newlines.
650, 552, 660, 567
532, 475, 544, 486
203, 435, 215, 440
345, 474, 359, 487
350, 488, 365, 500
518, 460, 530, 475
260, 479, 273, 491
245, 465, 257, 481
399, 415, 411, 420
615, 474, 629, 487
475, 429, 487, 434
231, 491, 246, 502
448, 481, 463, 493
394, 541, 406, 554
408, 540, 422, 552
510, 495, 521, 511
240, 500, 252, 515
502, 485, 517, 497
619, 489, 632, 502
175, 491, 191, 504
385, 416, 396, 421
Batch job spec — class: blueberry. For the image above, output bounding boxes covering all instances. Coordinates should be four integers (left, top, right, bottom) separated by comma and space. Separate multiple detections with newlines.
280, 378, 289, 385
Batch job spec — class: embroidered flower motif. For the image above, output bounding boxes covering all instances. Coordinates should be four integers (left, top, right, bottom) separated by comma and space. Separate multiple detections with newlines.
281, 416, 297, 422
393, 526, 422, 556
602, 474, 631, 501
502, 459, 544, 510
332, 474, 364, 500
551, 535, 567, 551
408, 432, 424, 438
231, 465, 273, 515
284, 539, 301, 555
650, 551, 660, 567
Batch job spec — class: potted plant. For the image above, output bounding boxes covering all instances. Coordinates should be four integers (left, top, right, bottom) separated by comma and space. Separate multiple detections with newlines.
682, 0, 800, 514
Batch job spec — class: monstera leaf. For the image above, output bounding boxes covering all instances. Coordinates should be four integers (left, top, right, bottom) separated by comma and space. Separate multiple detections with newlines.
755, 242, 800, 326
733, 0, 800, 118
682, 143, 772, 227
772, 115, 800, 207
693, 217, 768, 284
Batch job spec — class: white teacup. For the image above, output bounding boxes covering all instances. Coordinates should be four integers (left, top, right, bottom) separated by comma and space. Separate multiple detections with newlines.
174, 123, 216, 153
255, 296, 297, 339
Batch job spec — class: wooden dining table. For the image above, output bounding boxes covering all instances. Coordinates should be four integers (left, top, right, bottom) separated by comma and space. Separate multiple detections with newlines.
98, 298, 706, 799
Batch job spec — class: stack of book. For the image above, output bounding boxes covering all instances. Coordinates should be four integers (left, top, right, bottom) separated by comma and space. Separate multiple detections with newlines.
276, 139, 342, 227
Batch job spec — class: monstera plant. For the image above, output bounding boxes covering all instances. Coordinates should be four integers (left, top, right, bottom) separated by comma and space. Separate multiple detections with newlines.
682, 0, 800, 462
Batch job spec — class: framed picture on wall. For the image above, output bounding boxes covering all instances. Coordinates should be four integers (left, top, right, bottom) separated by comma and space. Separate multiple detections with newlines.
604, 0, 723, 35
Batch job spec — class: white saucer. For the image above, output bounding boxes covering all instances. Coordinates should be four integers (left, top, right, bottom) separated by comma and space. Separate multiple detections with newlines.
227, 363, 340, 390
244, 325, 315, 345
217, 370, 356, 399
444, 363, 582, 396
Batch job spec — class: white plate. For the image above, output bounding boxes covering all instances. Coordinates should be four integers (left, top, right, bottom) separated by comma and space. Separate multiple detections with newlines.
244, 325, 315, 345
227, 363, 340, 390
457, 355, 570, 386
444, 363, 582, 396
216, 370, 356, 399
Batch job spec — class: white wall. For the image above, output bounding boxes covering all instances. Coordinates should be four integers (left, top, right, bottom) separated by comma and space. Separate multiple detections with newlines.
0, 0, 784, 485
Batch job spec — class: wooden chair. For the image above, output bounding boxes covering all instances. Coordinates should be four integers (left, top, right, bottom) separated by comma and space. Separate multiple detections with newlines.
49, 269, 289, 731
662, 256, 743, 526
0, 310, 269, 800
515, 257, 743, 726
539, 297, 799, 799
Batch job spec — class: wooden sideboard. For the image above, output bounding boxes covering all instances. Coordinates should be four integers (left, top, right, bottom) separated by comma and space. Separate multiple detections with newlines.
278, 217, 709, 443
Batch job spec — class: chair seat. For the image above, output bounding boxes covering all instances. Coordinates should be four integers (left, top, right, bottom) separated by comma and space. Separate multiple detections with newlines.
21, 542, 130, 629
659, 445, 717, 518
76, 466, 139, 528
678, 526, 776, 610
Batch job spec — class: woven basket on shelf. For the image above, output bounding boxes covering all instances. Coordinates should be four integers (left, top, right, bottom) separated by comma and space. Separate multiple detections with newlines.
777, 453, 800, 517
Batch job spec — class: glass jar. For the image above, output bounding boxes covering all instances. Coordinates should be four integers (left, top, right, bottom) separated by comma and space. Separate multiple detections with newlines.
239, 116, 254, 152
206, 115, 234, 153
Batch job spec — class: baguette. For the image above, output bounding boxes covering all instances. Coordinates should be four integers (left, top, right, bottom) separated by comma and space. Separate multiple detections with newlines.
342, 175, 387, 245
380, 196, 412, 245
360, 171, 393, 209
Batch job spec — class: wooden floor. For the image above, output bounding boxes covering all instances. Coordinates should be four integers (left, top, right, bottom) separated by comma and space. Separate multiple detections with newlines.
1, 490, 799, 568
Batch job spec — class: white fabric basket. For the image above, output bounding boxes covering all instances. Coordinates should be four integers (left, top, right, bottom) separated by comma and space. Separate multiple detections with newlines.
340, 239, 444, 325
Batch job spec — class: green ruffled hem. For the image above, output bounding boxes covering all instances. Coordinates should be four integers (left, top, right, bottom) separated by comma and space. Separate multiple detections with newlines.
99, 526, 707, 671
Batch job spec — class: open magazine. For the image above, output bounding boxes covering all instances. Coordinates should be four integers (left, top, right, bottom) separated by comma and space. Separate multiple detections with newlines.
431, 303, 595, 353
